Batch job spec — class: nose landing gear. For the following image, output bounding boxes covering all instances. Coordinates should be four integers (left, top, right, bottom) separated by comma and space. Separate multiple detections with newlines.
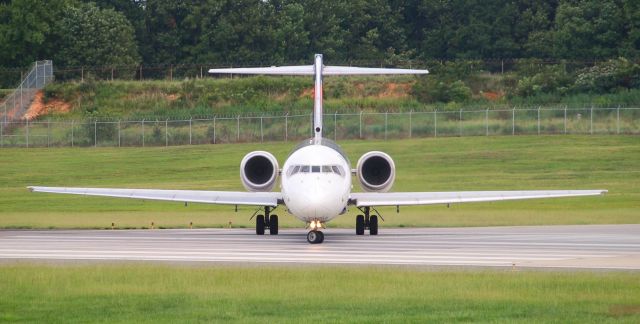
307, 230, 324, 244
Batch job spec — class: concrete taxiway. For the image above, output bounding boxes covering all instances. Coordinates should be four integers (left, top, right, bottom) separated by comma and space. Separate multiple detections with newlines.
0, 225, 638, 269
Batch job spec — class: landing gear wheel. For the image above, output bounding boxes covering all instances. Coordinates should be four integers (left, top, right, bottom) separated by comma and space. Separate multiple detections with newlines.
307, 231, 324, 244
369, 215, 378, 235
256, 215, 265, 235
356, 215, 365, 235
269, 215, 279, 235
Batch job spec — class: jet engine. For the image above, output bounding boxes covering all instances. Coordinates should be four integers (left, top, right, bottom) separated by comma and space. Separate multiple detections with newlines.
240, 151, 279, 192
356, 151, 396, 192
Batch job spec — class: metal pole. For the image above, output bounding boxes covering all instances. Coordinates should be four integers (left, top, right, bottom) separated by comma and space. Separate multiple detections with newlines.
285, 114, 288, 142
590, 106, 593, 135
485, 109, 489, 136
26, 119, 29, 148
142, 119, 145, 147
81, 67, 84, 82
165, 119, 168, 146
409, 110, 412, 138
537, 107, 540, 135
512, 108, 515, 135
334, 112, 337, 141
564, 106, 567, 134
189, 118, 192, 145
384, 112, 388, 140
617, 106, 620, 134
236, 115, 240, 142
459, 109, 462, 137
47, 119, 50, 147
359, 111, 363, 139
118, 120, 121, 147
94, 120, 97, 147
213, 117, 216, 144
0, 115, 3, 148
434, 110, 437, 137
111, 68, 114, 81
71, 120, 74, 147
260, 116, 264, 143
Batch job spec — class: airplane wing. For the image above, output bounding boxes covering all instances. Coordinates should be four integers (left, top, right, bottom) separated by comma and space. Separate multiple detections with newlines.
349, 190, 607, 207
28, 186, 281, 207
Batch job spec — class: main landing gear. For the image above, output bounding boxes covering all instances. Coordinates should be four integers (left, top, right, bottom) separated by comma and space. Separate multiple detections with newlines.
356, 206, 378, 235
255, 206, 278, 235
307, 220, 324, 244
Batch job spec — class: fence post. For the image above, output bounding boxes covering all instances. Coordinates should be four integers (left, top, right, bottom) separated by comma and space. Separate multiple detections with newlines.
459, 109, 462, 137
512, 108, 515, 135
165, 119, 168, 146
81, 67, 84, 82
26, 119, 29, 147
111, 67, 114, 81
434, 110, 437, 137
485, 109, 489, 136
590, 106, 593, 135
169, 65, 173, 82
71, 120, 74, 147
142, 119, 145, 147
47, 119, 50, 147
0, 116, 3, 148
564, 106, 567, 134
409, 110, 412, 138
139, 65, 143, 81
384, 112, 388, 140
359, 111, 363, 139
260, 116, 264, 143
189, 118, 192, 145
617, 106, 620, 134
537, 107, 540, 135
284, 113, 288, 142
94, 120, 97, 147
213, 117, 216, 144
118, 120, 121, 147
237, 115, 240, 142
334, 112, 337, 141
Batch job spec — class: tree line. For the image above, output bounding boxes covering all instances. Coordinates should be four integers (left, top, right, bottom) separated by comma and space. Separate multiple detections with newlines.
0, 0, 638, 69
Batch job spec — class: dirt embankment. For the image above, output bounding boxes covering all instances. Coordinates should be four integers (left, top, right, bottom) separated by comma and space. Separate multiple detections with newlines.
23, 91, 72, 120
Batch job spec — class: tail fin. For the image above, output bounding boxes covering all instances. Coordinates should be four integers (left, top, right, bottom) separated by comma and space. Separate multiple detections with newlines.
209, 54, 429, 142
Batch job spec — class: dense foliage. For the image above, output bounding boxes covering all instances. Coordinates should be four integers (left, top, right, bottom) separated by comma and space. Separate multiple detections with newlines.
1, 0, 639, 68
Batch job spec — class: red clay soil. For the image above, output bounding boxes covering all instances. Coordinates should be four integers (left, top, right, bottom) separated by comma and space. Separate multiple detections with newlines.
481, 91, 504, 101
23, 91, 72, 120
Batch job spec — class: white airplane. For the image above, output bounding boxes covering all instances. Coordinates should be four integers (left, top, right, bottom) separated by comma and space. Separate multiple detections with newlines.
29, 54, 607, 244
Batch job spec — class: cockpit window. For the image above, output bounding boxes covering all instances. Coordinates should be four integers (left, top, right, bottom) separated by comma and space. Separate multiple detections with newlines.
288, 164, 345, 177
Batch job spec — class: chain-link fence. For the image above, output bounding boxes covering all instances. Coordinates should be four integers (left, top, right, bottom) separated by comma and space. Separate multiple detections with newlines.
1, 61, 54, 127
1, 107, 638, 148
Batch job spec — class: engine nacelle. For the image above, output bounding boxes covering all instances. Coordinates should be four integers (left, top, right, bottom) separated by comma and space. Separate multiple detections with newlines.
240, 151, 279, 192
356, 151, 396, 192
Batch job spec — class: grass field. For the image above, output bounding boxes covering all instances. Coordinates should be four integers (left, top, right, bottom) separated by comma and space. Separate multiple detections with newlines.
0, 264, 638, 322
0, 135, 638, 229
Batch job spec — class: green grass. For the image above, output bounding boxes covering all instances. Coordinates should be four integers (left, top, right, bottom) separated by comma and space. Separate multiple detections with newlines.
0, 135, 638, 229
0, 264, 638, 323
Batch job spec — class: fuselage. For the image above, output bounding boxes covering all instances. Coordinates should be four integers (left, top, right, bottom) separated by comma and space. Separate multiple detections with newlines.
281, 138, 351, 224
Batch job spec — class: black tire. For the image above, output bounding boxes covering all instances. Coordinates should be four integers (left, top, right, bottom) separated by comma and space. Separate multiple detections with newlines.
317, 231, 324, 243
269, 215, 279, 235
307, 231, 320, 244
369, 215, 378, 235
256, 215, 265, 235
356, 215, 365, 235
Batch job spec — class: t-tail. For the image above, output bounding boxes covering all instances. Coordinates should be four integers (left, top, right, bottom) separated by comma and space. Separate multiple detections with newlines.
208, 54, 429, 143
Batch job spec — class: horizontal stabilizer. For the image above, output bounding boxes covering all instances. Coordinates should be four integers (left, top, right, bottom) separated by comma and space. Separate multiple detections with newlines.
209, 65, 428, 76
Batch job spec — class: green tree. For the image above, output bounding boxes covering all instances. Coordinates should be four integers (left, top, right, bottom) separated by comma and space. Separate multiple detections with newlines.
554, 0, 625, 59
55, 2, 140, 67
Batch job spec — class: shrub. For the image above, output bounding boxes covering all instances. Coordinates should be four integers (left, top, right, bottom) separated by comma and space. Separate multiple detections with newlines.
514, 65, 572, 97
412, 78, 472, 104
573, 58, 640, 93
